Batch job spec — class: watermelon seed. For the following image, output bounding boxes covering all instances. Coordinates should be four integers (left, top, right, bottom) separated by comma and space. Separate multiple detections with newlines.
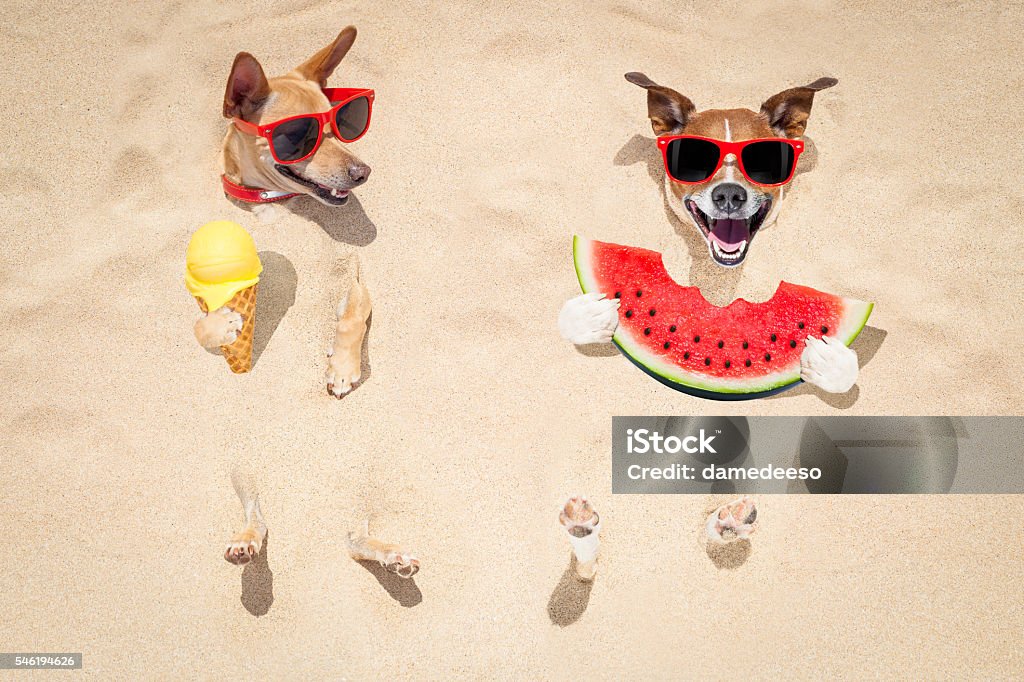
694, 335, 701, 343
636, 290, 642, 297
790, 339, 797, 348
644, 328, 651, 336
821, 325, 829, 334
614, 291, 621, 298
724, 360, 731, 369
625, 310, 633, 318
670, 325, 677, 333
745, 359, 752, 367
649, 308, 656, 316
717, 340, 724, 349
770, 333, 777, 342
664, 342, 671, 350
798, 322, 805, 329
683, 351, 690, 360
764, 353, 772, 362
704, 357, 711, 366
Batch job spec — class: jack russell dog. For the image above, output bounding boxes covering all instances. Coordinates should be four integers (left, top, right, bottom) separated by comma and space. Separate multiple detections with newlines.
559, 74, 858, 394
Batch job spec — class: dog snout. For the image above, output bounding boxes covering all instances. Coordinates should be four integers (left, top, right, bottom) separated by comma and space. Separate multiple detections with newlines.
348, 164, 371, 184
712, 183, 747, 214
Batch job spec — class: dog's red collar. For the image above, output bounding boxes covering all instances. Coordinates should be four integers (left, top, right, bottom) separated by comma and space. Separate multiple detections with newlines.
221, 174, 300, 203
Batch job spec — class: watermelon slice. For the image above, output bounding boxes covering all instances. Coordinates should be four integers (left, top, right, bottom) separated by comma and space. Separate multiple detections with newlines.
573, 236, 873, 400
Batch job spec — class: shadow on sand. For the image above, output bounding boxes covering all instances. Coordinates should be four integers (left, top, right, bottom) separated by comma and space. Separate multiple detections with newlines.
357, 560, 422, 608
547, 555, 594, 627
706, 539, 752, 569
288, 194, 377, 246
241, 534, 274, 616
232, 192, 378, 246
252, 251, 297, 368
573, 341, 620, 358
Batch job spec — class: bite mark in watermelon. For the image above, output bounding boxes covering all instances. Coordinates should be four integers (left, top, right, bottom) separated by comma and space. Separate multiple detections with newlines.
573, 236, 873, 400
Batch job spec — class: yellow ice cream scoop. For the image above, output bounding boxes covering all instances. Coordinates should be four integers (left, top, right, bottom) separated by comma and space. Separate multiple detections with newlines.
185, 220, 262, 311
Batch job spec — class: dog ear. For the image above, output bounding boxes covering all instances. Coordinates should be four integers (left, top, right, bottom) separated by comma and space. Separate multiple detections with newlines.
224, 52, 270, 120
760, 77, 838, 138
295, 26, 358, 87
625, 72, 695, 136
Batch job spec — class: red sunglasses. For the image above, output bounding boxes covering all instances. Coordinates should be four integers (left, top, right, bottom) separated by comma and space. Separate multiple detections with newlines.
657, 135, 803, 187
232, 88, 375, 164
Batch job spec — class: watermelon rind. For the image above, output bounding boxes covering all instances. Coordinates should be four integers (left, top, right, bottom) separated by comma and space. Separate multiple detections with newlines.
572, 235, 874, 400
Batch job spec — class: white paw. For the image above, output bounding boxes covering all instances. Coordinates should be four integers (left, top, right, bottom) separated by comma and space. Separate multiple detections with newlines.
558, 293, 620, 345
800, 336, 858, 393
382, 552, 420, 579
706, 496, 758, 544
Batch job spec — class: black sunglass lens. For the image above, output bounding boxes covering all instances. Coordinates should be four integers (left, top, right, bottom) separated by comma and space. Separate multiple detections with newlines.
271, 117, 320, 162
665, 138, 721, 183
335, 97, 370, 141
741, 141, 795, 185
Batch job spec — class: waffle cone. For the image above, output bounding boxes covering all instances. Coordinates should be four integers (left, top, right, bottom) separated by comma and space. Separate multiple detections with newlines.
196, 284, 257, 373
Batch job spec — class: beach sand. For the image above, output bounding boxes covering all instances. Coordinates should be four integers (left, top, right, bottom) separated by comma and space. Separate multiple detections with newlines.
1, 0, 1022, 677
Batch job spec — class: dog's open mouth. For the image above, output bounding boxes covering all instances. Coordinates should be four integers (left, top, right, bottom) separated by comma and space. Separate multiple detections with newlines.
274, 164, 350, 205
687, 199, 771, 266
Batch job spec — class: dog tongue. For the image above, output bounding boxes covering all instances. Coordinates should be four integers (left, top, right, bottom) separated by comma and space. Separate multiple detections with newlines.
710, 218, 750, 250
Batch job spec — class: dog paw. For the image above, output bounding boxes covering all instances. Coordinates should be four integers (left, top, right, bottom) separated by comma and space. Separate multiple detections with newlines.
382, 552, 420, 579
559, 495, 599, 536
561, 496, 600, 580
326, 351, 361, 397
706, 496, 758, 544
195, 307, 244, 349
558, 293, 620, 345
224, 528, 262, 566
800, 336, 858, 393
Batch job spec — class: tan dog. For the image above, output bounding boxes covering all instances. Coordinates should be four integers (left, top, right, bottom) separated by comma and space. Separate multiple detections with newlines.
626, 72, 836, 267
217, 30, 375, 392
347, 520, 420, 579
221, 26, 371, 209
326, 262, 371, 397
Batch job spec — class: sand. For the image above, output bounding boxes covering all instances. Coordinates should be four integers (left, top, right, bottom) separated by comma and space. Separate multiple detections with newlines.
1, 0, 1023, 678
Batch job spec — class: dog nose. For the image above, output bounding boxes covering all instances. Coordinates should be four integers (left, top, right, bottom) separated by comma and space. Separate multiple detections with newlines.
348, 164, 371, 184
712, 183, 747, 213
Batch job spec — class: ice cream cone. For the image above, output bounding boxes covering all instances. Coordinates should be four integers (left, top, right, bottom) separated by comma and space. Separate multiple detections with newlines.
196, 284, 257, 373
185, 220, 262, 374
